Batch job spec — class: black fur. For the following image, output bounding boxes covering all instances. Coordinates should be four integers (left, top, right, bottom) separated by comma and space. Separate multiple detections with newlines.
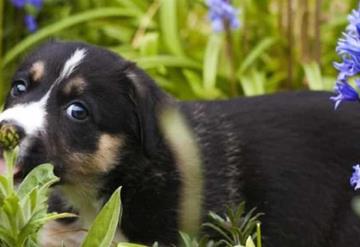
2, 41, 360, 246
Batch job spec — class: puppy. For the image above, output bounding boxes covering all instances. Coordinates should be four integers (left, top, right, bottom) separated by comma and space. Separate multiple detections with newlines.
1, 41, 360, 247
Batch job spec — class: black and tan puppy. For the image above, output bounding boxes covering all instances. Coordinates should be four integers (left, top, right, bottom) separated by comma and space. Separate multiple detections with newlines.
1, 41, 360, 247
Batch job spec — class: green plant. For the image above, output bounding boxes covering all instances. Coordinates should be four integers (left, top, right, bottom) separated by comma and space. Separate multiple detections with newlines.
0, 148, 73, 247
179, 202, 263, 247
81, 187, 122, 247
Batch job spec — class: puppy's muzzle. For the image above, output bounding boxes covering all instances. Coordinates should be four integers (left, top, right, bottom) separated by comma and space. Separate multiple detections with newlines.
0, 120, 26, 149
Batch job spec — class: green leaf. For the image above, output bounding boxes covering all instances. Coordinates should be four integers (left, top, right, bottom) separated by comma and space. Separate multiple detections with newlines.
159, 0, 184, 56
17, 164, 59, 198
203, 222, 233, 244
2, 194, 21, 237
135, 55, 201, 70
3, 148, 18, 187
114, 0, 146, 17
238, 69, 266, 96
81, 187, 122, 247
0, 176, 10, 203
237, 37, 276, 75
117, 243, 148, 247
179, 231, 193, 247
139, 32, 159, 57
256, 223, 262, 247
245, 236, 256, 247
203, 33, 223, 91
114, 0, 147, 13
2, 8, 138, 68
0, 226, 15, 247
303, 62, 334, 91
183, 69, 223, 99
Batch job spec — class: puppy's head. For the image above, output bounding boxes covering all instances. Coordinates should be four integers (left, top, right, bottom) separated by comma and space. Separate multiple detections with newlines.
0, 41, 166, 184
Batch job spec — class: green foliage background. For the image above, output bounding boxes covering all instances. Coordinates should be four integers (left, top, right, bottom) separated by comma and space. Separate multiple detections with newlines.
0, 0, 358, 104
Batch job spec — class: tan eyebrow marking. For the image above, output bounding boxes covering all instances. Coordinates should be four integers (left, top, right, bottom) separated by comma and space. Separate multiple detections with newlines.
30, 61, 45, 82
63, 76, 87, 95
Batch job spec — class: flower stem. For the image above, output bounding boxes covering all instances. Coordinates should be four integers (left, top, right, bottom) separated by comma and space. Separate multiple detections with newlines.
314, 0, 322, 64
257, 223, 262, 247
224, 21, 238, 97
0, 1, 3, 65
131, 0, 161, 48
0, 0, 4, 105
286, 0, 293, 89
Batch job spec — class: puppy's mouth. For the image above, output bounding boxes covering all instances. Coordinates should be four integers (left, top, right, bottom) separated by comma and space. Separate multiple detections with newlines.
13, 164, 23, 181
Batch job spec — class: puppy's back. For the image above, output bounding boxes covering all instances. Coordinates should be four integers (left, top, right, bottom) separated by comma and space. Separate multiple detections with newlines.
180, 91, 360, 247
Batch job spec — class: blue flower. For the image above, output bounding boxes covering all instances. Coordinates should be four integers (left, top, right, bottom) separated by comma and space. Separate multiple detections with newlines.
347, 8, 360, 35
334, 58, 360, 80
10, 0, 43, 32
350, 164, 360, 190
336, 32, 360, 57
28, 0, 42, 9
206, 0, 240, 32
330, 80, 360, 109
11, 0, 42, 8
11, 0, 26, 8
332, 7, 360, 109
24, 15, 37, 32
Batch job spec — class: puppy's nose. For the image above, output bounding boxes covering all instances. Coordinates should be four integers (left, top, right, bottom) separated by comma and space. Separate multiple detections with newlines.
0, 120, 26, 148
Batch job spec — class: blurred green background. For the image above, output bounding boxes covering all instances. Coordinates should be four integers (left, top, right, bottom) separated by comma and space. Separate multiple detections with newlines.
0, 0, 358, 105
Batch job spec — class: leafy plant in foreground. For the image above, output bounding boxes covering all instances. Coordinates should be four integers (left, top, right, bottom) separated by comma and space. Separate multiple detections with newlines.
180, 202, 263, 247
0, 148, 73, 247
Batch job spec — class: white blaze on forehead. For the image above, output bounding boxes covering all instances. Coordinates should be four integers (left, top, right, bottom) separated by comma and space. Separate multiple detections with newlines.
0, 48, 87, 137
58, 48, 87, 83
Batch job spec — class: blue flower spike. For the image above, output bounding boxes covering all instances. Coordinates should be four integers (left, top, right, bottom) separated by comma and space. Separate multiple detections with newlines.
10, 0, 43, 32
330, 80, 360, 109
28, 0, 43, 9
11, 0, 26, 8
332, 7, 360, 109
206, 0, 240, 32
350, 164, 360, 190
24, 15, 37, 33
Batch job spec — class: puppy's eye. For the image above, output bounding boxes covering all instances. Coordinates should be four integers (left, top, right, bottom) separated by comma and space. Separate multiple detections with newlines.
11, 80, 28, 97
66, 102, 89, 122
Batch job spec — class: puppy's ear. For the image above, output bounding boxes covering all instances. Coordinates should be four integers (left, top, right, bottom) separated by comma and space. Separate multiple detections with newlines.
125, 64, 169, 157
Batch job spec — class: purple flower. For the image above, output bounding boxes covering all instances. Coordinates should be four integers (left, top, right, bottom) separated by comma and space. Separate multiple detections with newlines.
24, 15, 37, 32
347, 8, 360, 35
28, 0, 43, 9
11, 0, 26, 8
10, 0, 43, 32
332, 7, 360, 109
334, 58, 360, 80
206, 0, 240, 32
336, 33, 360, 57
330, 80, 360, 109
11, 0, 42, 8
350, 164, 360, 190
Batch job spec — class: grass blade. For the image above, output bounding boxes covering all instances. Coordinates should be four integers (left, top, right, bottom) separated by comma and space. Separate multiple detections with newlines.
203, 33, 223, 91
159, 0, 184, 57
2, 8, 138, 68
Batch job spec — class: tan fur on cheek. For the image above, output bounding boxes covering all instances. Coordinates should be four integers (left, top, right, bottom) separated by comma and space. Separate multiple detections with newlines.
30, 61, 45, 82
66, 134, 124, 177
